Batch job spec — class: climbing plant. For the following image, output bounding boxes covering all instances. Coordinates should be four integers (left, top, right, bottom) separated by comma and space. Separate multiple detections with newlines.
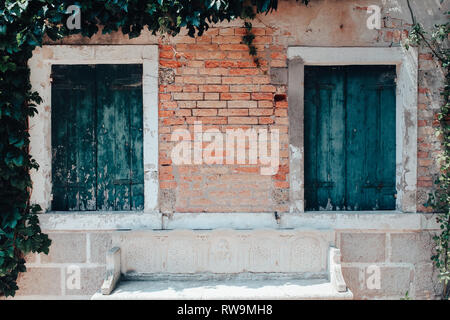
404, 11, 450, 299
0, 0, 311, 297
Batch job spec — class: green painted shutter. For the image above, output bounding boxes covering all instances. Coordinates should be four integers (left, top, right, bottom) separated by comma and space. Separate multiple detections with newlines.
96, 64, 144, 211
52, 65, 97, 211
304, 66, 396, 211
51, 64, 144, 211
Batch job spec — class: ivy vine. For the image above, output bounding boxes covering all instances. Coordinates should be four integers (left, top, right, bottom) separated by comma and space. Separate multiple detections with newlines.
0, 0, 311, 297
404, 9, 450, 299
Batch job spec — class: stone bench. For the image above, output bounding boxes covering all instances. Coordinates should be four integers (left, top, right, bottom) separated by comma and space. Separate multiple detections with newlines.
91, 229, 353, 300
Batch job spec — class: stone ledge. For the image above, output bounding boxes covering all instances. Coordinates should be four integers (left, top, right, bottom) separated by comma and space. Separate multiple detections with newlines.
38, 212, 440, 231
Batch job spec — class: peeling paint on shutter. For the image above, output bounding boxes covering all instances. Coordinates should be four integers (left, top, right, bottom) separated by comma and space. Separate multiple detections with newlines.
51, 64, 144, 211
304, 66, 396, 211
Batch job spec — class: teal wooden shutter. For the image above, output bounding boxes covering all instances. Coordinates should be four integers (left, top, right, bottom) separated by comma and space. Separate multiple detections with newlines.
96, 64, 144, 211
51, 64, 144, 211
304, 67, 346, 210
304, 66, 396, 211
52, 65, 97, 211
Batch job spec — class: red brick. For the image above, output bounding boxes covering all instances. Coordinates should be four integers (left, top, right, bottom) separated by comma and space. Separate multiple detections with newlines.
218, 109, 249, 116
275, 181, 289, 189
219, 28, 235, 35
204, 93, 219, 100
160, 101, 178, 109
275, 109, 287, 117
197, 101, 227, 108
233, 167, 260, 173
271, 60, 287, 67
253, 36, 271, 44
252, 76, 270, 84
222, 77, 253, 84
183, 85, 199, 92
259, 117, 274, 124
159, 93, 172, 101
219, 44, 249, 51
252, 93, 273, 100
205, 60, 238, 68
199, 68, 229, 76
187, 60, 205, 68
260, 85, 277, 92
159, 110, 174, 117
249, 109, 273, 116
213, 36, 243, 44
270, 52, 286, 60
198, 117, 227, 124
178, 101, 197, 108
230, 85, 260, 92
220, 93, 250, 100
179, 76, 205, 84
237, 61, 258, 68
228, 117, 258, 125
196, 51, 227, 60
163, 118, 186, 126
193, 109, 218, 116
196, 36, 212, 43
199, 85, 229, 92
175, 109, 192, 117
417, 180, 433, 187
166, 85, 183, 92
160, 50, 174, 59
275, 101, 288, 108
173, 93, 203, 100
229, 68, 260, 76
160, 60, 183, 68
228, 101, 257, 108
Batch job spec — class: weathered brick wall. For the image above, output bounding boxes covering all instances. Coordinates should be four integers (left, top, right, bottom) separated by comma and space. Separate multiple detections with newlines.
416, 51, 444, 213
157, 27, 290, 213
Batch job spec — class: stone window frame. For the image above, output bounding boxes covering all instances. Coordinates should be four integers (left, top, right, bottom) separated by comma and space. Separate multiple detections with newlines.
28, 45, 159, 214
287, 47, 419, 213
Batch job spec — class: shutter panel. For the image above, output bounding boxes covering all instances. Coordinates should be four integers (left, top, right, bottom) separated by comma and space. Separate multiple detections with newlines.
51, 65, 97, 211
305, 67, 346, 211
304, 66, 396, 211
96, 64, 144, 211
51, 64, 144, 211
346, 66, 396, 210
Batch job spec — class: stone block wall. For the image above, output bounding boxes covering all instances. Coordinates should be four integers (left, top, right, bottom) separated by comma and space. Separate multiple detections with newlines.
8, 229, 441, 299
339, 231, 441, 299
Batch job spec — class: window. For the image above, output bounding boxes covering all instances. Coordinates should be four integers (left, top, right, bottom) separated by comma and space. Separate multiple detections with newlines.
304, 65, 396, 211
51, 64, 144, 211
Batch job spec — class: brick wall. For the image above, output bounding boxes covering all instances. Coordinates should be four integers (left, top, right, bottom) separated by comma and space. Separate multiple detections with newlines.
155, 13, 443, 214
157, 26, 290, 213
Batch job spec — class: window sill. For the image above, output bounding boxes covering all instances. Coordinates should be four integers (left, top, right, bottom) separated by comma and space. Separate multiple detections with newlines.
37, 211, 439, 232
